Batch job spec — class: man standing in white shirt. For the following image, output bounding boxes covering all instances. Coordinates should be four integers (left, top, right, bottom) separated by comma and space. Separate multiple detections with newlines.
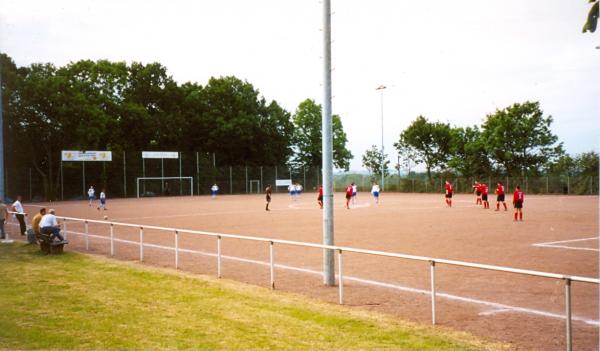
88, 186, 95, 206
11, 195, 27, 236
371, 183, 380, 204
39, 209, 67, 243
97, 189, 107, 210
211, 184, 219, 199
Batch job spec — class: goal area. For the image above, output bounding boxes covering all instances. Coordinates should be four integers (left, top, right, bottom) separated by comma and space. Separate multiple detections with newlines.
136, 177, 193, 198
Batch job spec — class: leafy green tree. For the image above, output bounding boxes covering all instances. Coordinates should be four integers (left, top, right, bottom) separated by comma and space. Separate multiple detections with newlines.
448, 126, 491, 177
574, 151, 599, 176
291, 99, 352, 171
361, 145, 390, 178
583, 0, 599, 33
481, 101, 563, 176
546, 154, 576, 175
394, 116, 453, 182
192, 76, 293, 166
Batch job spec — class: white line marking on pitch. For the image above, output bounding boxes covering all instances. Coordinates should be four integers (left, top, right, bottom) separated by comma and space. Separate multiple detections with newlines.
47, 228, 600, 327
532, 236, 599, 252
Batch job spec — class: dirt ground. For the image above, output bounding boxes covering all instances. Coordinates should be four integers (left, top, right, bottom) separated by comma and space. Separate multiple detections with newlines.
10, 192, 599, 350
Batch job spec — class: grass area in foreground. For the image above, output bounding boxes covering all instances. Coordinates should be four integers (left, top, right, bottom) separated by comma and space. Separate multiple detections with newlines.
0, 244, 507, 350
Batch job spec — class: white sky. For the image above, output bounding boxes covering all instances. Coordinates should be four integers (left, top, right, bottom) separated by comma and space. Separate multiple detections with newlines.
1, 0, 599, 171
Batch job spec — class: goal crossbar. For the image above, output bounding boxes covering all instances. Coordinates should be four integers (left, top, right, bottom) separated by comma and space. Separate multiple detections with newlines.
136, 177, 193, 198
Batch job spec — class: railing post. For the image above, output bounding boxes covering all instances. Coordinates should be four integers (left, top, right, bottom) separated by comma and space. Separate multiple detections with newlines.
175, 230, 179, 269
217, 236, 222, 278
338, 249, 344, 305
84, 221, 89, 251
63, 220, 68, 240
565, 278, 572, 351
430, 260, 436, 325
139, 227, 144, 262
110, 223, 114, 257
269, 241, 275, 289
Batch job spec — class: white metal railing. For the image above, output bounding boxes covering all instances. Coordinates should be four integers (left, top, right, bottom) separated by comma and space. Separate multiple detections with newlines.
7, 211, 599, 351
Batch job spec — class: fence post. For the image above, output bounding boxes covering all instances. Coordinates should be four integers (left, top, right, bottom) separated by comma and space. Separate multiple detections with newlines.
229, 166, 233, 194
546, 176, 549, 194
123, 151, 127, 197
565, 278, 572, 351
303, 167, 306, 189
338, 249, 344, 305
196, 151, 200, 196
245, 166, 248, 193
84, 221, 89, 251
139, 227, 144, 262
269, 241, 275, 289
567, 175, 570, 195
260, 166, 263, 191
430, 261, 436, 325
217, 235, 222, 278
110, 223, 114, 256
63, 220, 68, 240
275, 167, 278, 193
175, 230, 179, 269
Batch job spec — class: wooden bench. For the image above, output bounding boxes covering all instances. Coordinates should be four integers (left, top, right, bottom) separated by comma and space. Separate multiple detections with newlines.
35, 231, 67, 255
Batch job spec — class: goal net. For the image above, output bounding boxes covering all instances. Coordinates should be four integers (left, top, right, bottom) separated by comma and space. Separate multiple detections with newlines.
136, 177, 194, 198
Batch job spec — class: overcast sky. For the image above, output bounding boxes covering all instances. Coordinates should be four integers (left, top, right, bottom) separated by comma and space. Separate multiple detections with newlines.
1, 0, 599, 170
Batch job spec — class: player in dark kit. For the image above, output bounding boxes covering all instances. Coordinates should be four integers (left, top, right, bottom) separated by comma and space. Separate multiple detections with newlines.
317, 185, 323, 209
513, 185, 524, 221
495, 181, 507, 211
265, 184, 272, 211
444, 180, 453, 207
481, 183, 489, 209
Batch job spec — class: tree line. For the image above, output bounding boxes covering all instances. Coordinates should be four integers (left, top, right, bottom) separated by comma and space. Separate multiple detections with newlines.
0, 53, 352, 199
362, 101, 598, 182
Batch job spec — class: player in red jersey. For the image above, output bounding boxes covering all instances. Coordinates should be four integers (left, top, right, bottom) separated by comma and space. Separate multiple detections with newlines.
512, 185, 524, 221
472, 181, 482, 205
444, 180, 453, 207
345, 184, 353, 209
317, 185, 324, 209
495, 181, 507, 211
480, 183, 489, 209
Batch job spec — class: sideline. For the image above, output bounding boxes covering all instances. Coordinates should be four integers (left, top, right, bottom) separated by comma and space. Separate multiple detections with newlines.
15, 225, 598, 328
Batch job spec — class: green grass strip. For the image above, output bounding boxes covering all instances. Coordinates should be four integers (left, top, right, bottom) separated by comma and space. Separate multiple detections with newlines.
0, 243, 508, 350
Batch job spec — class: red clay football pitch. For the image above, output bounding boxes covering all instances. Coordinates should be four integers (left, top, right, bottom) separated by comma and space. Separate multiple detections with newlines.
10, 192, 599, 350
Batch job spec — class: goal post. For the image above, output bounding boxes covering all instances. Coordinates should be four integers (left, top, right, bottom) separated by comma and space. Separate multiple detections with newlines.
136, 177, 193, 198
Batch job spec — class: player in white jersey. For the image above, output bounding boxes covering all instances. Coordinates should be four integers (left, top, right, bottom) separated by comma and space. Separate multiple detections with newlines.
88, 186, 95, 206
371, 183, 380, 204
211, 184, 219, 199
351, 183, 357, 205
97, 189, 107, 210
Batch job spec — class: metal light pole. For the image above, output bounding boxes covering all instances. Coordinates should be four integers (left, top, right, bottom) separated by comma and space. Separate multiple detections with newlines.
0, 62, 4, 201
376, 85, 387, 190
322, 0, 335, 286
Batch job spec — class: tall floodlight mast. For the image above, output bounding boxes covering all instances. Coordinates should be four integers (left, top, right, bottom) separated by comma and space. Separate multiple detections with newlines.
322, 0, 335, 286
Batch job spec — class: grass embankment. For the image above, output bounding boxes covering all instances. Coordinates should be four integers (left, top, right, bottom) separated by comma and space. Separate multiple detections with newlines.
0, 244, 506, 350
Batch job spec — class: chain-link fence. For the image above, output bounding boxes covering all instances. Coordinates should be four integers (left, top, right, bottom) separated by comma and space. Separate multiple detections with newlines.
3, 151, 326, 201
3, 152, 598, 202
334, 174, 598, 195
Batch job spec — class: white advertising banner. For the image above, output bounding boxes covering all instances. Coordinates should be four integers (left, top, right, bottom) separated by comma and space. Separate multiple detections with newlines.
142, 151, 179, 159
275, 179, 292, 186
61, 150, 112, 162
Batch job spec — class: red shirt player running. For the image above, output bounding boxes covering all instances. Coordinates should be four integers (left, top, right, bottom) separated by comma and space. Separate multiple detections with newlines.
444, 180, 453, 207
345, 184, 353, 209
513, 185, 524, 221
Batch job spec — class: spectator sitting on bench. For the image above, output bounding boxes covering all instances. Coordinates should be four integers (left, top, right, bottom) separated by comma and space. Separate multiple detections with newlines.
31, 208, 46, 240
39, 209, 68, 243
